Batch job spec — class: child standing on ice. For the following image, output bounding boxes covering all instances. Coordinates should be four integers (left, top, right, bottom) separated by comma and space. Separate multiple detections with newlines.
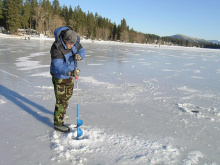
50, 26, 85, 132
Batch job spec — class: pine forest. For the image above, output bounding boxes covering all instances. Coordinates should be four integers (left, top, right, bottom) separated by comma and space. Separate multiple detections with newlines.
0, 0, 219, 49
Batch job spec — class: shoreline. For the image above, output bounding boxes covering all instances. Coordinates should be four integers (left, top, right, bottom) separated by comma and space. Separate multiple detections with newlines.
0, 33, 54, 41
0, 33, 219, 51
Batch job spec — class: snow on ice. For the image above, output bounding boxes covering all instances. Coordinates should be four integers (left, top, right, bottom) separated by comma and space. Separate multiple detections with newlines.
0, 37, 220, 165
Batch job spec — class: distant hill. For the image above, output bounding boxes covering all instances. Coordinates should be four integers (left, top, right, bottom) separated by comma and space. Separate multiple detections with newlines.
208, 40, 220, 44
168, 34, 208, 43
162, 34, 220, 48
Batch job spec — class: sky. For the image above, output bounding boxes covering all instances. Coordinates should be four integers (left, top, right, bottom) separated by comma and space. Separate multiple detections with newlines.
56, 0, 220, 40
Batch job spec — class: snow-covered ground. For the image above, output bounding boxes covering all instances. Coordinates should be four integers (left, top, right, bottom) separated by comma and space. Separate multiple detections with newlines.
0, 37, 220, 165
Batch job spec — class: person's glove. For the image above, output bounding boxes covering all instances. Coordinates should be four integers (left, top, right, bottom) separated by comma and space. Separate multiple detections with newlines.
74, 54, 82, 61
69, 69, 80, 77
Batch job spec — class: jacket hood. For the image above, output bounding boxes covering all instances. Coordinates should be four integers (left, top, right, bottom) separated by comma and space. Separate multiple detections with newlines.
54, 26, 70, 42
54, 26, 70, 49
53, 26, 80, 49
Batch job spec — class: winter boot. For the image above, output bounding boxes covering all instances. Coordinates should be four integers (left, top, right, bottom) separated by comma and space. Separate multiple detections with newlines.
54, 124, 70, 133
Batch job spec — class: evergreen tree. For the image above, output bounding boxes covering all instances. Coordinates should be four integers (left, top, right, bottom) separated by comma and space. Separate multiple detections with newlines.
72, 5, 87, 35
4, 0, 23, 33
107, 20, 114, 40
120, 18, 129, 42
1, 0, 6, 28
186, 39, 189, 47
29, 0, 38, 30
52, 0, 60, 15
67, 5, 74, 27
21, 0, 31, 29
116, 24, 121, 40
41, 0, 52, 14
0, 0, 4, 27
129, 28, 136, 43
61, 5, 68, 26
95, 14, 104, 39
86, 11, 95, 38
120, 18, 128, 31
0, 0, 3, 20
81, 10, 87, 36
112, 23, 117, 40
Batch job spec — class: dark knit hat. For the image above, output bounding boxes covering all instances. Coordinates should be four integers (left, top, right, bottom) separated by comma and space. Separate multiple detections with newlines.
63, 30, 77, 44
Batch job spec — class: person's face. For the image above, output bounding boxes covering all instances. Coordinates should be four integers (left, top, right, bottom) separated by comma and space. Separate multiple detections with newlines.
65, 41, 74, 49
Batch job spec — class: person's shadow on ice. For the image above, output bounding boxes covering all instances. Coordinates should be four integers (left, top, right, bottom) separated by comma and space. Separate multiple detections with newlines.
0, 84, 53, 128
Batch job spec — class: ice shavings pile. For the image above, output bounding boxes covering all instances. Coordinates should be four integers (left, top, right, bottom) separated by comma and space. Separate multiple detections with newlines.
50, 125, 179, 164
183, 151, 204, 165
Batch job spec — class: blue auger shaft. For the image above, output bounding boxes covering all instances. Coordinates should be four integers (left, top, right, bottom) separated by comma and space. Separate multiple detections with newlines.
77, 104, 79, 119
75, 77, 83, 140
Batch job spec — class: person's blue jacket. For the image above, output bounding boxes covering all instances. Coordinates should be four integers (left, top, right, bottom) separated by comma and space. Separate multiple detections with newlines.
50, 26, 85, 79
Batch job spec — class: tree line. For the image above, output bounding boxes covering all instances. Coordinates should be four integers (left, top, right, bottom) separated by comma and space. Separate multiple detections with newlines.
0, 0, 219, 49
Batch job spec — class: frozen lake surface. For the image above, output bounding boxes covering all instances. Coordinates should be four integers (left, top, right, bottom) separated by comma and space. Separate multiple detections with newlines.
0, 38, 220, 164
